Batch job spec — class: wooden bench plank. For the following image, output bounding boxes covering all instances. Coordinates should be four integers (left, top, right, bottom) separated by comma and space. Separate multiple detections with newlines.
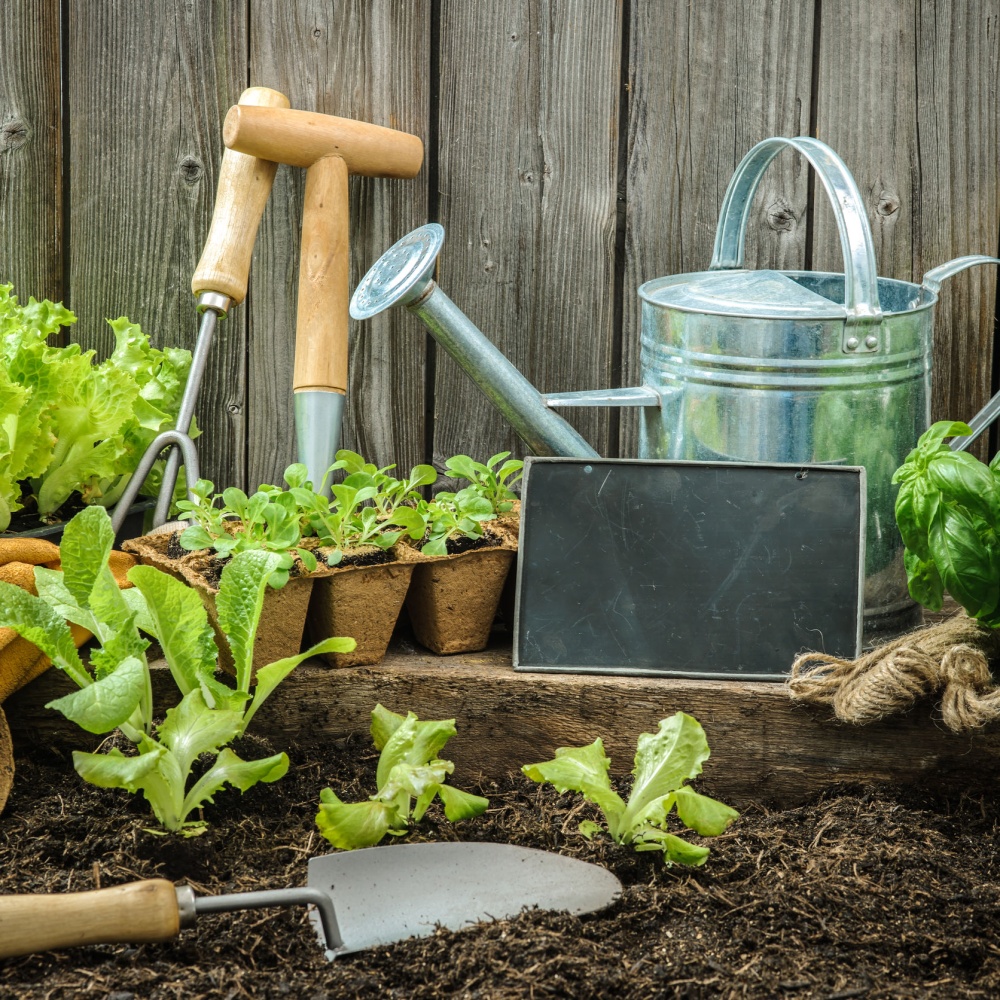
6, 641, 998, 808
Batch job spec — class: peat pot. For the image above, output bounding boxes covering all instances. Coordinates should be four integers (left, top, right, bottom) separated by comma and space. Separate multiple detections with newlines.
350, 137, 1000, 646
306, 544, 422, 668
123, 531, 314, 679
405, 524, 518, 656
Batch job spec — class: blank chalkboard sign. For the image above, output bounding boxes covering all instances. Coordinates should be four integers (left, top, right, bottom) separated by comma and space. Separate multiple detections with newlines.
513, 458, 865, 681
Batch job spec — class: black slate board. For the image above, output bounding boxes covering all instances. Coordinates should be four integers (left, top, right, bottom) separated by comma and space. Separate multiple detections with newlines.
513, 458, 865, 680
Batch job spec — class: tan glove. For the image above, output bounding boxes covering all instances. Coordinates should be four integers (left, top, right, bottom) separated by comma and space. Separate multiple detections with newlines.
0, 538, 136, 704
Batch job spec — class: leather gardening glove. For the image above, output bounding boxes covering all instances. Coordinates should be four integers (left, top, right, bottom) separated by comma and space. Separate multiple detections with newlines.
0, 537, 136, 705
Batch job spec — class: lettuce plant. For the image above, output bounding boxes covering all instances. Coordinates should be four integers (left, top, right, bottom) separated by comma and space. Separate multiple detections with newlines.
522, 712, 739, 866
176, 477, 318, 588
0, 284, 193, 529
444, 452, 523, 514
419, 487, 496, 556
892, 420, 1000, 624
315, 704, 488, 849
0, 505, 353, 835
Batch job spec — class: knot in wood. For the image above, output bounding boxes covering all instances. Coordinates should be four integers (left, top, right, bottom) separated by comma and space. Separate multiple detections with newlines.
0, 118, 30, 154
765, 201, 796, 233
178, 155, 203, 184
876, 192, 900, 218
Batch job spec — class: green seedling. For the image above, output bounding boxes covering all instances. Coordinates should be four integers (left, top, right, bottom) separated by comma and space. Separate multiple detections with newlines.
522, 712, 739, 866
419, 487, 495, 557
315, 704, 489, 849
0, 505, 354, 835
444, 452, 523, 514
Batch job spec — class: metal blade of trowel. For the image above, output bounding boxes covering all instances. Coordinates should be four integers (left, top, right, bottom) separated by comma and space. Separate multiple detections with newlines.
305, 842, 622, 956
0, 844, 621, 961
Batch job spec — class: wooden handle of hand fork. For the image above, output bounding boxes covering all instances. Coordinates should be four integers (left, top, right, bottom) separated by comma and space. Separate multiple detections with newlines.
191, 87, 291, 304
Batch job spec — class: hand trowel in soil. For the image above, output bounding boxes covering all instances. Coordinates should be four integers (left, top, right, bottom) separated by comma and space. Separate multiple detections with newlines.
0, 842, 621, 961
110, 85, 292, 535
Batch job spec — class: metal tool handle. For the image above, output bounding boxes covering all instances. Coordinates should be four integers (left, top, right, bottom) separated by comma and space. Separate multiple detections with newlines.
0, 879, 181, 959
710, 136, 883, 349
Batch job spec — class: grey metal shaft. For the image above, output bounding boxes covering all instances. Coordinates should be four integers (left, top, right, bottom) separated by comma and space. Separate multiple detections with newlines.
190, 886, 343, 953
294, 389, 346, 496
951, 389, 1000, 452
156, 294, 229, 522
411, 283, 599, 458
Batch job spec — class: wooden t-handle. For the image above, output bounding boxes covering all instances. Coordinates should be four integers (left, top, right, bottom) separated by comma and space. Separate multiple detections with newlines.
0, 879, 181, 959
295, 154, 349, 393
191, 86, 291, 304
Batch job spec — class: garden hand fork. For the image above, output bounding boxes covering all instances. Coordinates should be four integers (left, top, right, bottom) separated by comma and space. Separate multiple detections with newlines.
111, 86, 291, 534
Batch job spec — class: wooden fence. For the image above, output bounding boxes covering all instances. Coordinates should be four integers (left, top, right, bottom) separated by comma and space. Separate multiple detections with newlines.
1, 0, 998, 492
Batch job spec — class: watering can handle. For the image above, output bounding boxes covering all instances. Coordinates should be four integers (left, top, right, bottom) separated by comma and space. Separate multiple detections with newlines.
710, 136, 883, 343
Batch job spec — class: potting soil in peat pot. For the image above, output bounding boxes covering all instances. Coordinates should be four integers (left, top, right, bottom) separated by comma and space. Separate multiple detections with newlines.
2, 736, 1000, 998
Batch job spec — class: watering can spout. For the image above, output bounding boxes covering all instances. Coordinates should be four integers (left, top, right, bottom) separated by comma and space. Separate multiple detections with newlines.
350, 224, 599, 459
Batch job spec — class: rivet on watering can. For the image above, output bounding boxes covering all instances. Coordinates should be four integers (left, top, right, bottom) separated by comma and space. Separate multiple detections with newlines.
845, 336, 860, 350
865, 335, 879, 349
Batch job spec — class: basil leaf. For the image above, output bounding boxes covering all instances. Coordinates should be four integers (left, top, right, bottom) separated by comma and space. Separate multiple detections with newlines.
928, 504, 999, 619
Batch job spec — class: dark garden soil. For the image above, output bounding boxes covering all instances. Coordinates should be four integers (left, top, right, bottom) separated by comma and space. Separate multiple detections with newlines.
2, 735, 1000, 1000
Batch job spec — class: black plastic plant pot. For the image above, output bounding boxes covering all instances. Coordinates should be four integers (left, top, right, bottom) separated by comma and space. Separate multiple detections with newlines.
1, 500, 156, 549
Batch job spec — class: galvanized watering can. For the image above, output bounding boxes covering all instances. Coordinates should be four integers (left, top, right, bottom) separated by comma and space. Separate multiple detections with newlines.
351, 136, 1000, 644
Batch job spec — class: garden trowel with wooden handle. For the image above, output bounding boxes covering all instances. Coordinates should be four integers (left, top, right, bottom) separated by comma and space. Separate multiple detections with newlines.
0, 842, 621, 960
222, 104, 423, 494
110, 85, 291, 534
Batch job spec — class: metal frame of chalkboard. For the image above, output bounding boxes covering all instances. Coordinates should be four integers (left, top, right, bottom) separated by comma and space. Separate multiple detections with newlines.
512, 457, 866, 682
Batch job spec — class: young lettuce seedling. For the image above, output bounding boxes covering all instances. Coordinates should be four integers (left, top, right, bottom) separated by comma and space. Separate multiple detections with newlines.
522, 712, 739, 866
444, 452, 523, 514
0, 505, 354, 835
315, 704, 488, 849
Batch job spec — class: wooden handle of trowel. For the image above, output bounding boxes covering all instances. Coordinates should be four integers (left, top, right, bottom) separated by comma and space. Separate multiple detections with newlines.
294, 155, 349, 393
0, 879, 180, 959
192, 86, 291, 304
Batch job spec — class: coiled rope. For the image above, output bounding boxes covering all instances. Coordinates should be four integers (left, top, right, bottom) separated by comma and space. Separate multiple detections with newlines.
787, 612, 1000, 732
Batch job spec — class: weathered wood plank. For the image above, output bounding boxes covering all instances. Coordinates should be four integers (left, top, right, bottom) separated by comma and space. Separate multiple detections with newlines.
620, 0, 815, 456
0, 0, 62, 301
813, 0, 1000, 455
433, 0, 621, 465
65, 1, 248, 489
247, 0, 431, 490
8, 644, 1000, 809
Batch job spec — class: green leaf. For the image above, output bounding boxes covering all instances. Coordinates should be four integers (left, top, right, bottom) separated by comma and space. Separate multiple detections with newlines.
578, 819, 603, 840
215, 549, 284, 693
128, 564, 217, 696
72, 745, 163, 792
375, 714, 457, 789
157, 689, 244, 776
632, 827, 712, 867
928, 503, 999, 619
671, 785, 740, 836
918, 420, 971, 452
180, 747, 288, 821
903, 548, 945, 611
436, 783, 490, 822
58, 505, 117, 606
926, 451, 998, 521
45, 654, 146, 734
522, 740, 627, 835
371, 704, 407, 751
621, 713, 711, 833
241, 636, 356, 734
0, 581, 90, 687
315, 789, 394, 850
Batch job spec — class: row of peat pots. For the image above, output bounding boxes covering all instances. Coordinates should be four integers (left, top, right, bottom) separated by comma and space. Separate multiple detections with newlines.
124, 508, 520, 672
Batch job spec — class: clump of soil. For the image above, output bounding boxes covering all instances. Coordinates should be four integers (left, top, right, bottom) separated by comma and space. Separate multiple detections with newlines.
2, 739, 999, 999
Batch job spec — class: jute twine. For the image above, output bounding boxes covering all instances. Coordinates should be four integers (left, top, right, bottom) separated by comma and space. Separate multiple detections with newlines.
787, 612, 1000, 732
